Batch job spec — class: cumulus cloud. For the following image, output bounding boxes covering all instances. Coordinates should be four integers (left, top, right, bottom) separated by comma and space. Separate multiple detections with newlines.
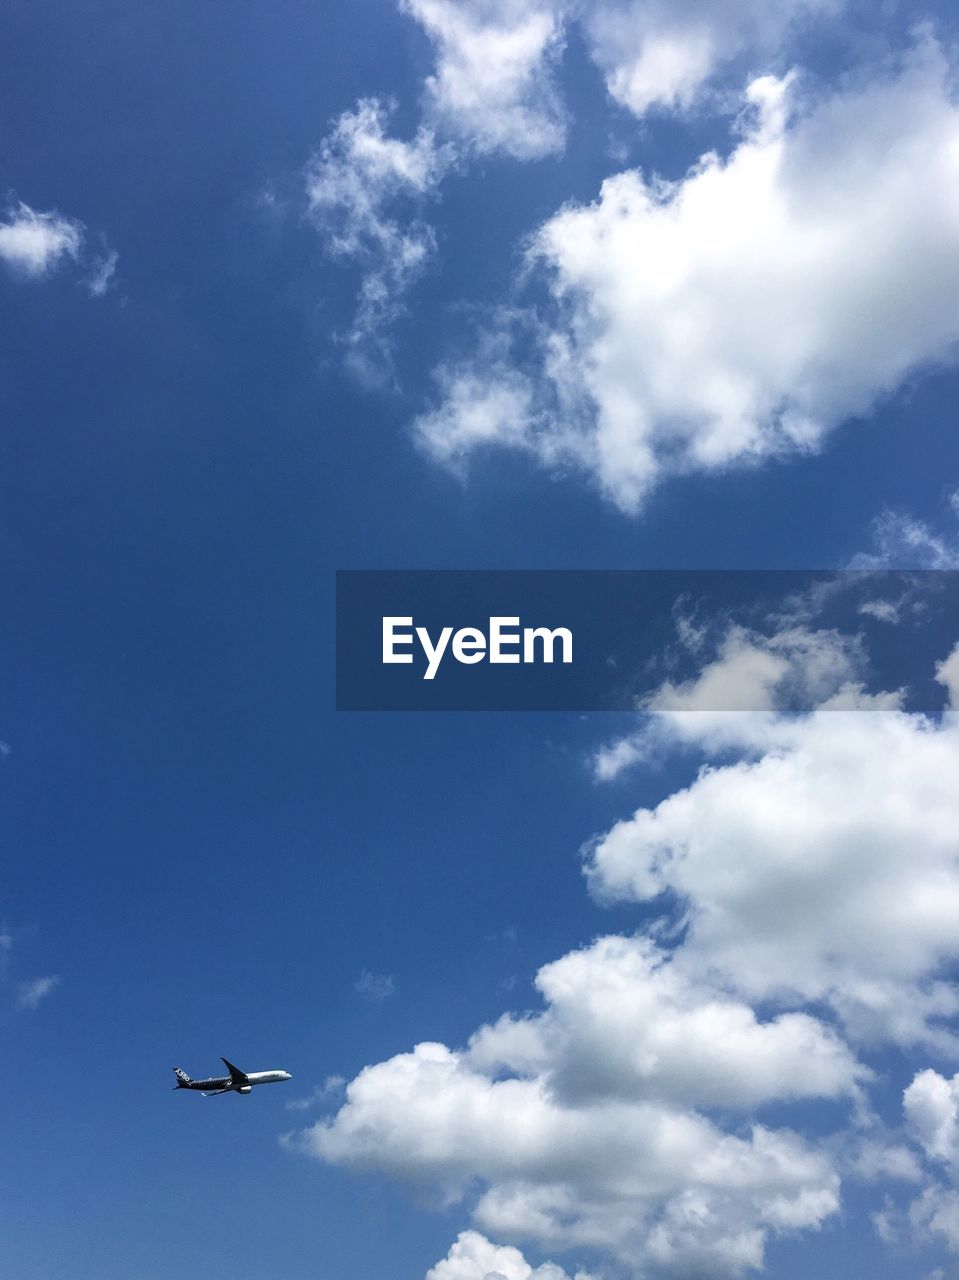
906, 1069, 959, 1171
401, 0, 835, 144
17, 975, 60, 1009
307, 0, 846, 381
898, 1067, 959, 1256
0, 202, 83, 277
581, 0, 834, 118
293, 916, 854, 1274
306, 99, 451, 379
416, 40, 959, 511
295, 1037, 839, 1273
587, 674, 959, 1052
468, 934, 866, 1110
289, 632, 959, 1276
426, 1230, 589, 1280
403, 0, 566, 158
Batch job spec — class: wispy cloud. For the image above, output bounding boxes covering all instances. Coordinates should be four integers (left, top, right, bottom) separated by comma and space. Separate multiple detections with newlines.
354, 969, 396, 1002
306, 99, 451, 383
86, 248, 119, 298
851, 492, 959, 570
17, 975, 60, 1010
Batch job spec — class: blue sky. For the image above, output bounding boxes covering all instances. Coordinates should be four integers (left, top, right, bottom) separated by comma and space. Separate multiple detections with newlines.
3, 3, 959, 1279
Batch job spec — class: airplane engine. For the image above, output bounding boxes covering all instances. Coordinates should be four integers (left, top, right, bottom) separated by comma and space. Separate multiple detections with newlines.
237, 1085, 253, 1094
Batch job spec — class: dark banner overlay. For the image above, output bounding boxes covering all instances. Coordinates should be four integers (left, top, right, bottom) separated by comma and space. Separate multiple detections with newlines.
335, 570, 959, 712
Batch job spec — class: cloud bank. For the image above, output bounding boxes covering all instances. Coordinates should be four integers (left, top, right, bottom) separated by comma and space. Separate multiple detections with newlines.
289, 619, 959, 1277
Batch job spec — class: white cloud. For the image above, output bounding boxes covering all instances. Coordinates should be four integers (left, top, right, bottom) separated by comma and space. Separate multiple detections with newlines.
308, 0, 845, 381
414, 360, 542, 466
650, 624, 862, 716
468, 934, 866, 1110
901, 1068, 959, 1257
592, 621, 866, 781
416, 40, 959, 511
401, 0, 836, 147
426, 1230, 588, 1280
403, 0, 566, 159
858, 598, 902, 624
17, 975, 60, 1009
905, 1069, 959, 1170
850, 1140, 923, 1185
587, 666, 959, 1052
306, 99, 451, 379
910, 1184, 959, 1253
938, 643, 959, 710
0, 202, 83, 277
294, 932, 851, 1274
872, 1194, 903, 1246
851, 497, 959, 570
296, 1038, 839, 1273
0, 200, 118, 295
593, 733, 645, 782
86, 249, 119, 298
288, 640, 959, 1275
581, 0, 834, 118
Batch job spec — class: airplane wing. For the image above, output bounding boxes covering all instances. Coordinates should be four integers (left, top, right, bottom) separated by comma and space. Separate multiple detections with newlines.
221, 1057, 250, 1086
202, 1087, 233, 1096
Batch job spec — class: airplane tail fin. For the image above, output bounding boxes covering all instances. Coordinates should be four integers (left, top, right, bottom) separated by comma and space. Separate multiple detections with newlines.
173, 1067, 192, 1089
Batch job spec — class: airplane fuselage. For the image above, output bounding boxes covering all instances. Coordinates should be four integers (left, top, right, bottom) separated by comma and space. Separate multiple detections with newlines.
179, 1071, 289, 1090
173, 1059, 292, 1095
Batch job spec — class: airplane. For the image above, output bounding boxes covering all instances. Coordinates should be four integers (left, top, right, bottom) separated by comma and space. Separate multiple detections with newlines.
172, 1057, 292, 1097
